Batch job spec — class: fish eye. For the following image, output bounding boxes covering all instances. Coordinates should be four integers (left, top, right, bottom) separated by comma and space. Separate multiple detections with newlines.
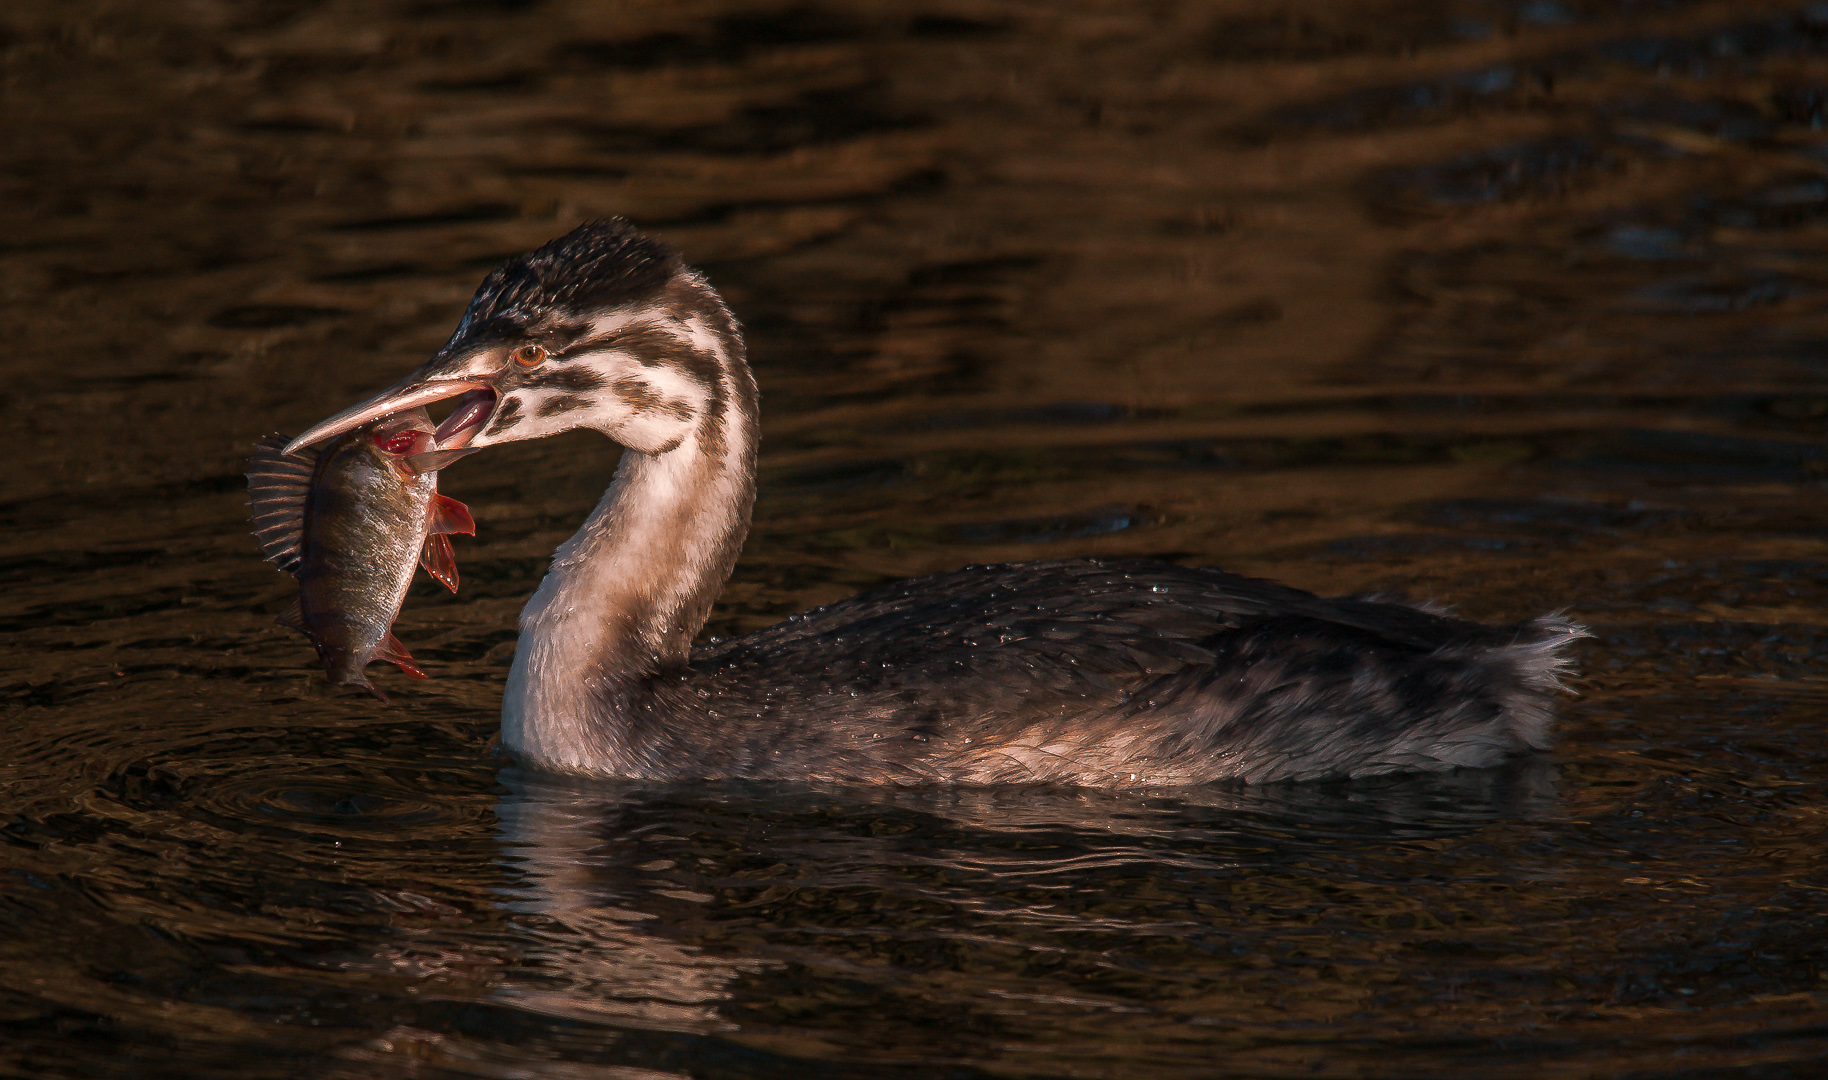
512, 344, 547, 368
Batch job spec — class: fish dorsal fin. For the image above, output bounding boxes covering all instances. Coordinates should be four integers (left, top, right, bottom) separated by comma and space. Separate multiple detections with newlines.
374, 632, 429, 679
247, 434, 317, 575
420, 534, 459, 593
427, 493, 476, 536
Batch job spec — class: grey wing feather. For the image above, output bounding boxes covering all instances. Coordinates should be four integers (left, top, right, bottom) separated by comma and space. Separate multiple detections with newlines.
691, 560, 1304, 722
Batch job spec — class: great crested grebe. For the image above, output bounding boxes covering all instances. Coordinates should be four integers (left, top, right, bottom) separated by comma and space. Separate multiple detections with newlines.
284, 219, 1586, 786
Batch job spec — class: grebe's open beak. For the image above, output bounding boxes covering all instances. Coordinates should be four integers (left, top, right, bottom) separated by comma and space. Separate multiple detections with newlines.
284, 375, 498, 458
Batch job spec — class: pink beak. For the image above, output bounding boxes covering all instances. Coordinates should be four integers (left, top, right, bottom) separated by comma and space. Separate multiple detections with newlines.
284, 377, 495, 457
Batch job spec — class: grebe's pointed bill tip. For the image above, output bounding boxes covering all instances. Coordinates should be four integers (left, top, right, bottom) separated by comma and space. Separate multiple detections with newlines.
283, 378, 488, 456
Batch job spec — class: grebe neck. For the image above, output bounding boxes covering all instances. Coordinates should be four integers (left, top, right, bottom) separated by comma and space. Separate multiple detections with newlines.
501, 325, 758, 773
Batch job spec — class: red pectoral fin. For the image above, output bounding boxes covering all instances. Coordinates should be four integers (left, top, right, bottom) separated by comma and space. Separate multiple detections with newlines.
374, 633, 429, 679
420, 534, 459, 593
427, 494, 475, 536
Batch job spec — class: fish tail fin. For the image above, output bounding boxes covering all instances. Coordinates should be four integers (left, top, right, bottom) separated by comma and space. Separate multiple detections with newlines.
375, 632, 429, 680
420, 534, 460, 593
323, 652, 393, 703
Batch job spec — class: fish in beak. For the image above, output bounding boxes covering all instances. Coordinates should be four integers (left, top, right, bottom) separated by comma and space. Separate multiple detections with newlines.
249, 408, 477, 701
284, 366, 499, 461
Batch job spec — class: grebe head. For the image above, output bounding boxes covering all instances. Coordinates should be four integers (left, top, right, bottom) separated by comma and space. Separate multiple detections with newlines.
284, 219, 747, 458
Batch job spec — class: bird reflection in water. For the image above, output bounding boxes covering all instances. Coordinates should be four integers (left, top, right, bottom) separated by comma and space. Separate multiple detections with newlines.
335, 761, 1562, 1073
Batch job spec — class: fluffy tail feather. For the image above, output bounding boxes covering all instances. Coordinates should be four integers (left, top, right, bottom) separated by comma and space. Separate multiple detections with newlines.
1487, 613, 1591, 751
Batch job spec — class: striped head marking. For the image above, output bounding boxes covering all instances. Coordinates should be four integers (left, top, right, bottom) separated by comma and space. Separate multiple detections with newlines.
457, 281, 742, 454
285, 220, 750, 460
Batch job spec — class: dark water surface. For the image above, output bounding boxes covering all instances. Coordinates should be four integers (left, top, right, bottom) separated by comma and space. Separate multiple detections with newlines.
5, 0, 1828, 1076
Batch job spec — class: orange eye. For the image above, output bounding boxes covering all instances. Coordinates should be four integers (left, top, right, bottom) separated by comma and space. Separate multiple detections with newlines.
512, 344, 547, 367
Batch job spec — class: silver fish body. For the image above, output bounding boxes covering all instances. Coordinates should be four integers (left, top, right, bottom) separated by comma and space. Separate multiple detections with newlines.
247, 409, 473, 699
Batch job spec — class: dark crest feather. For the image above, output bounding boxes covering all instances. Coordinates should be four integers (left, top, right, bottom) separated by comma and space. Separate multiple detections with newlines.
454, 219, 680, 338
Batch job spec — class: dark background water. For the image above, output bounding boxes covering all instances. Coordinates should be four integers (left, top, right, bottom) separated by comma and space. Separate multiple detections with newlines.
4, 0, 1828, 1076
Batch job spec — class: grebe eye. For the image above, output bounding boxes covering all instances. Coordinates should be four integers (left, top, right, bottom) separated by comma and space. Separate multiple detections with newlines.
512, 344, 547, 367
